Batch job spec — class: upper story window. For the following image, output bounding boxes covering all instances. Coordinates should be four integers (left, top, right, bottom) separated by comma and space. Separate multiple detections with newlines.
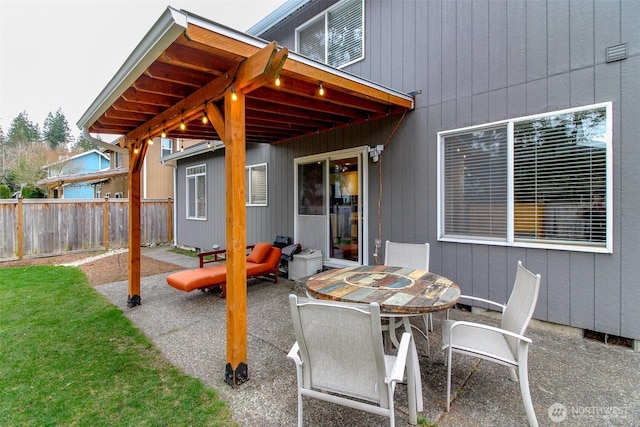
161, 138, 172, 157
438, 102, 612, 253
246, 163, 268, 206
296, 0, 364, 68
186, 165, 206, 220
113, 151, 122, 168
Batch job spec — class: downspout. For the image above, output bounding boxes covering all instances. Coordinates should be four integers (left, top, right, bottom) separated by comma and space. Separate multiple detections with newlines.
161, 160, 178, 247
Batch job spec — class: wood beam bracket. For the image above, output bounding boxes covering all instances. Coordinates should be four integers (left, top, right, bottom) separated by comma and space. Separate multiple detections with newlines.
225, 362, 248, 387
127, 294, 141, 307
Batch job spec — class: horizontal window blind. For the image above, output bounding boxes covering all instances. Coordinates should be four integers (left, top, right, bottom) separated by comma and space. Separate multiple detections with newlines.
298, 17, 325, 63
443, 126, 508, 239
246, 164, 267, 206
514, 108, 607, 244
328, 0, 363, 67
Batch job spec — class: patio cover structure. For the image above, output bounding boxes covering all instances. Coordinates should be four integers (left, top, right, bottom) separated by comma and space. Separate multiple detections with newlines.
77, 7, 413, 386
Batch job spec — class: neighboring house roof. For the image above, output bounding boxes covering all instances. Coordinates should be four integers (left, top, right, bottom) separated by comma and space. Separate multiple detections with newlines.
37, 167, 128, 188
43, 149, 109, 170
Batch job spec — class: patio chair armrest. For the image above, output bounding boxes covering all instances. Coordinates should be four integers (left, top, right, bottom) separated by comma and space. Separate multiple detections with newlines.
448, 320, 533, 345
389, 332, 412, 384
458, 294, 506, 311
287, 342, 302, 366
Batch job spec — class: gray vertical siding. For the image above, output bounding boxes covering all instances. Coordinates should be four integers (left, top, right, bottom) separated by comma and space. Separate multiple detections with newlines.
174, 0, 639, 340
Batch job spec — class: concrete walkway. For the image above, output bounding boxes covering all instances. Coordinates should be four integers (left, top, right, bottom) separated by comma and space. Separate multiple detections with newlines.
96, 247, 640, 426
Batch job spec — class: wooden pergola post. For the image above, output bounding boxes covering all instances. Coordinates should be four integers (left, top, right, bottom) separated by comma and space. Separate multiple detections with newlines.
224, 88, 248, 386
127, 141, 146, 307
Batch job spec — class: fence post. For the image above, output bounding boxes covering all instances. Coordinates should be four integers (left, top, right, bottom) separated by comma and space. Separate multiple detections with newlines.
167, 197, 173, 243
104, 196, 110, 251
17, 197, 23, 260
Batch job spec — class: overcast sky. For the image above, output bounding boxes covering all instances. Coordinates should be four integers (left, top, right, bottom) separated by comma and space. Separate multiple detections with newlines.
0, 0, 287, 139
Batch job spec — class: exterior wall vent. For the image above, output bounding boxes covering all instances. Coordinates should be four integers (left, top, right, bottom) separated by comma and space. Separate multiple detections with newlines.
606, 43, 627, 63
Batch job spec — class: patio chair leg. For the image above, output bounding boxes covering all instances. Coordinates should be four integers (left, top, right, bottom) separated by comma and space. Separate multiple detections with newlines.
446, 347, 453, 411
518, 351, 538, 427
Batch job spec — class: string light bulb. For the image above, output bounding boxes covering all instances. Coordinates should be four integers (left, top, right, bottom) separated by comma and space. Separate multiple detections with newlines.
147, 131, 153, 145
202, 110, 208, 124
230, 87, 238, 101
133, 146, 139, 154
161, 123, 167, 138
275, 76, 281, 87
319, 83, 325, 96
180, 113, 186, 131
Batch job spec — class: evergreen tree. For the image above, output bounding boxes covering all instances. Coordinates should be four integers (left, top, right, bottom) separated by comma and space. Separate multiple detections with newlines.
43, 108, 72, 149
7, 111, 40, 146
73, 134, 95, 152
0, 183, 11, 198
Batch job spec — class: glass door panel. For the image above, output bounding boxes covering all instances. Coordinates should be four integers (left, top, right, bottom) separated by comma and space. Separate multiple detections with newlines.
329, 157, 360, 262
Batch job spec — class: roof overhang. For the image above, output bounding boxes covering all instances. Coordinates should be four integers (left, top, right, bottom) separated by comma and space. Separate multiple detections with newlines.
77, 6, 414, 147
37, 167, 129, 188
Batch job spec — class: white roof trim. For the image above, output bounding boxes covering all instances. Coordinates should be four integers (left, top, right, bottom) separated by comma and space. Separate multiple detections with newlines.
77, 6, 188, 130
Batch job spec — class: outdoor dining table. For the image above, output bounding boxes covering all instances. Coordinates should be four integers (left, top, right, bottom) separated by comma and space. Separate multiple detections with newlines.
305, 264, 461, 412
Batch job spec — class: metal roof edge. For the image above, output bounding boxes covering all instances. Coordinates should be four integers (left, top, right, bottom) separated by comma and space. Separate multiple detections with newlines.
159, 141, 225, 162
246, 0, 312, 36
77, 6, 188, 130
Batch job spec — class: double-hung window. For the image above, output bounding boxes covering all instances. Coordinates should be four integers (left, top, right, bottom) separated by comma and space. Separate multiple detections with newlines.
161, 138, 172, 157
438, 102, 612, 253
296, 0, 364, 68
246, 163, 267, 206
186, 165, 206, 220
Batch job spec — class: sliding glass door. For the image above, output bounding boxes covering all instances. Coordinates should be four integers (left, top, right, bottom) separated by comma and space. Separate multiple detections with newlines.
295, 147, 367, 266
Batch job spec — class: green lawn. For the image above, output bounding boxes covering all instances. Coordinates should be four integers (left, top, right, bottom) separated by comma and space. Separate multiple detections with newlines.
0, 265, 235, 426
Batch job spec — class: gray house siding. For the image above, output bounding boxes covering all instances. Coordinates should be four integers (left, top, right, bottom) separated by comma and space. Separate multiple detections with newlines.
174, 0, 639, 341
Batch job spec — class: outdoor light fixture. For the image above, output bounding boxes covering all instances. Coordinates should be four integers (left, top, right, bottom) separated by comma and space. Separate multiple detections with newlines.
230, 87, 238, 101
319, 83, 325, 96
202, 102, 209, 125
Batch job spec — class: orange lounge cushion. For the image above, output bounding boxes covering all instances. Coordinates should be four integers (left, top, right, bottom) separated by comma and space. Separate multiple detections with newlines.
246, 242, 272, 264
166, 265, 227, 292
262, 246, 282, 268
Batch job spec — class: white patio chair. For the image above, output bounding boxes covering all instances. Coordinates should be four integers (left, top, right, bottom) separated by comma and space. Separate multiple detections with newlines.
287, 294, 418, 427
442, 260, 541, 427
384, 241, 432, 355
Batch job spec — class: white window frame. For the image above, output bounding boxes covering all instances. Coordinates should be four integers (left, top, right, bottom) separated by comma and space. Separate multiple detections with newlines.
186, 164, 207, 220
295, 0, 365, 69
246, 163, 268, 207
437, 102, 612, 254
161, 138, 172, 157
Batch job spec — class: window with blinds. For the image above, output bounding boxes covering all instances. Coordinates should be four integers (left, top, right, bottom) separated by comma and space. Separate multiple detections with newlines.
296, 0, 364, 68
186, 165, 206, 219
246, 163, 267, 206
439, 103, 611, 252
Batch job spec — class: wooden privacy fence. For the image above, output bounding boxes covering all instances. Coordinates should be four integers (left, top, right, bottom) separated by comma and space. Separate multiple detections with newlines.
0, 198, 173, 260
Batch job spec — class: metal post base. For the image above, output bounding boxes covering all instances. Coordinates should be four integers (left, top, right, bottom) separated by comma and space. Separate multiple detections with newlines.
127, 294, 141, 308
225, 362, 249, 387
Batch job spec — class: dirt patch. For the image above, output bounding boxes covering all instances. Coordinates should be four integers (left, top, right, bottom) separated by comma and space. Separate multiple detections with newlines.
0, 251, 185, 286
